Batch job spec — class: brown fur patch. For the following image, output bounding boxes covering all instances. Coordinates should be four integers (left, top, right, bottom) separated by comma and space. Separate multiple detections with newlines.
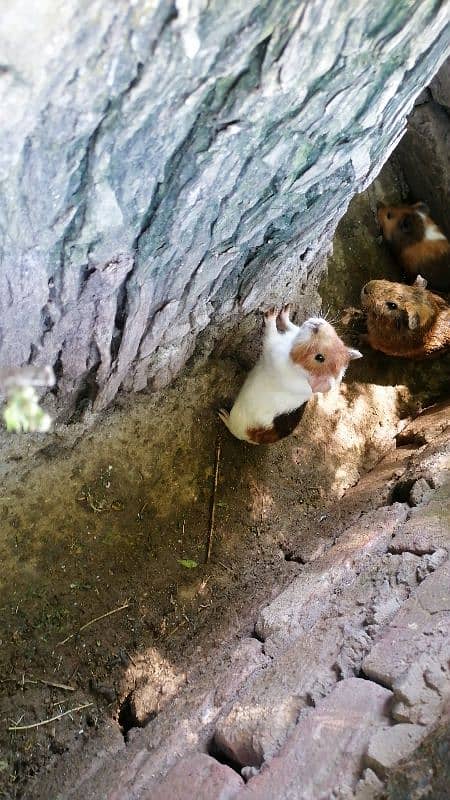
246, 425, 281, 444
247, 405, 307, 444
401, 241, 450, 291
378, 203, 450, 290
361, 279, 450, 358
377, 203, 425, 246
290, 326, 350, 380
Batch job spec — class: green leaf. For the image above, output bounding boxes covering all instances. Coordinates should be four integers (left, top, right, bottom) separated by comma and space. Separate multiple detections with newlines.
178, 558, 198, 569
3, 387, 52, 433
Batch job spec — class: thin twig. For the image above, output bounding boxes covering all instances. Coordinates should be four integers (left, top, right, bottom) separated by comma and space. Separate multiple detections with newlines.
216, 560, 233, 573
24, 678, 75, 691
166, 619, 186, 638
0, 677, 74, 691
8, 702, 93, 731
205, 435, 221, 564
38, 679, 75, 691
57, 601, 130, 646
123, 649, 137, 667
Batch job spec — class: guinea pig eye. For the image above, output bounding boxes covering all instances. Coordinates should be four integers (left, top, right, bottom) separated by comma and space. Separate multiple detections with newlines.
386, 301, 398, 311
315, 353, 325, 363
386, 212, 393, 220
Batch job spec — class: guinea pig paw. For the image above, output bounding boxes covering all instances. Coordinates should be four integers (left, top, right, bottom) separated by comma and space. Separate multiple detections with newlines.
280, 303, 292, 320
264, 307, 277, 321
217, 408, 229, 422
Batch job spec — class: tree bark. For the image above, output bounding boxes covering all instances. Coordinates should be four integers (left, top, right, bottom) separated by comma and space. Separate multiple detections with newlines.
0, 0, 449, 417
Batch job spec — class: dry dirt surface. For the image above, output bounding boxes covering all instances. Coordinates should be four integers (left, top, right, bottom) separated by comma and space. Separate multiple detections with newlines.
19, 399, 450, 800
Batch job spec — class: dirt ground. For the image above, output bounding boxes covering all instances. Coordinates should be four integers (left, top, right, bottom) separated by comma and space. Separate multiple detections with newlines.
1, 161, 449, 799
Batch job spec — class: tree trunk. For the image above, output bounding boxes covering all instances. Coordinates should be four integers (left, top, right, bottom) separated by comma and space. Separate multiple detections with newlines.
0, 0, 449, 417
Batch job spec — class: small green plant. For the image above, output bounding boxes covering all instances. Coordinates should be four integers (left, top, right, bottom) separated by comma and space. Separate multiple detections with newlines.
3, 386, 52, 433
0, 366, 54, 433
178, 558, 198, 569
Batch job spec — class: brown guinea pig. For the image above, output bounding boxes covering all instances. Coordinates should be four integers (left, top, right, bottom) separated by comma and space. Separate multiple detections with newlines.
361, 275, 450, 358
377, 201, 450, 292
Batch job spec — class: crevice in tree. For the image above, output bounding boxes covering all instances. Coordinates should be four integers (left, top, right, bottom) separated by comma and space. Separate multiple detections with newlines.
27, 344, 39, 365
110, 276, 130, 364
69, 341, 101, 422
50, 349, 64, 396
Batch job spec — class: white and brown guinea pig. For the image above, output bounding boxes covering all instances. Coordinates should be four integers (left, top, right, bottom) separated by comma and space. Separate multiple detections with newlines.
219, 305, 362, 444
361, 275, 450, 359
377, 201, 450, 292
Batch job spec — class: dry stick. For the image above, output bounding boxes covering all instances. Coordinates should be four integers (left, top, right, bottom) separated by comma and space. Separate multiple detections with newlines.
57, 601, 130, 647
205, 435, 221, 564
38, 679, 75, 691
0, 677, 74, 691
17, 678, 75, 691
8, 702, 93, 732
216, 560, 233, 573
166, 619, 186, 638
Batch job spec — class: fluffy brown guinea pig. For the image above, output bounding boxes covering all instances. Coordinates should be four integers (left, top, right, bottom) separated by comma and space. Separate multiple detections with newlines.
377, 201, 450, 292
361, 275, 450, 358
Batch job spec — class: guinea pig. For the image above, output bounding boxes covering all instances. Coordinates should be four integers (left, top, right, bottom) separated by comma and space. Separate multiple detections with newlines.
218, 305, 362, 444
361, 275, 450, 358
377, 201, 450, 292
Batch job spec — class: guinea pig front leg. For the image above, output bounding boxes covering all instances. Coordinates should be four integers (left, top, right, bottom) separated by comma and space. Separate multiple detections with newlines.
263, 307, 279, 344
262, 307, 286, 361
278, 304, 299, 333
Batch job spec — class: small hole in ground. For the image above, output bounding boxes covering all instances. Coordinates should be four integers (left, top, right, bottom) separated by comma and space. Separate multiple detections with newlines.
395, 431, 427, 448
207, 736, 262, 777
117, 692, 157, 742
388, 479, 415, 506
117, 693, 136, 742
280, 546, 306, 565
250, 628, 265, 643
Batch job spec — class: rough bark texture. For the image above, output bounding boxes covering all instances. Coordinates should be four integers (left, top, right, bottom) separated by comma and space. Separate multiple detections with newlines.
396, 55, 450, 237
0, 1, 449, 416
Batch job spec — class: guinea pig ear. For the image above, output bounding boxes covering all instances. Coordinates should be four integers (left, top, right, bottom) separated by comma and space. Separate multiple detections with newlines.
414, 274, 428, 289
347, 348, 363, 360
406, 306, 420, 330
376, 201, 386, 211
413, 201, 429, 215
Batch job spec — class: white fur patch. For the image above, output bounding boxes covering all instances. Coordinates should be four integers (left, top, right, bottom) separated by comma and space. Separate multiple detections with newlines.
417, 212, 447, 242
424, 226, 447, 242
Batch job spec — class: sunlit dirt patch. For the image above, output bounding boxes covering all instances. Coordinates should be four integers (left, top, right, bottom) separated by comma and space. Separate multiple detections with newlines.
117, 648, 186, 739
